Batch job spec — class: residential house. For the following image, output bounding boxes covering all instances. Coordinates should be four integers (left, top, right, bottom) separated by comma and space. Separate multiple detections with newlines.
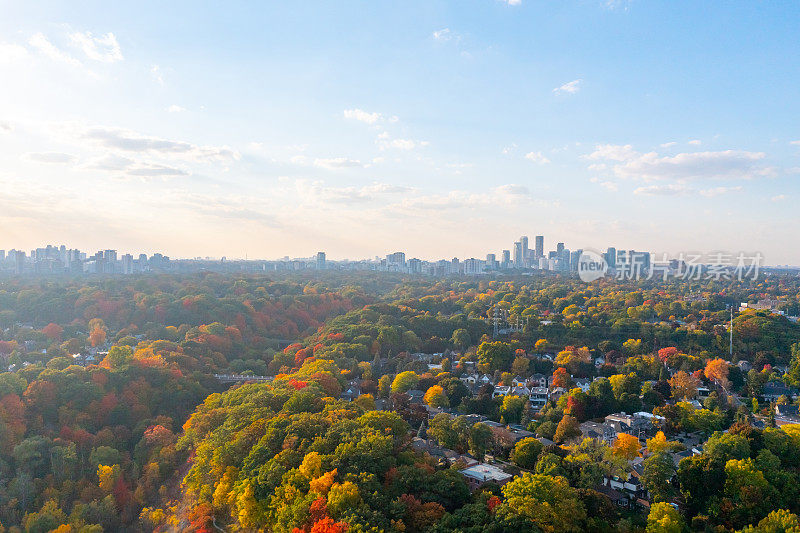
763, 381, 798, 401
529, 387, 549, 408
460, 463, 513, 491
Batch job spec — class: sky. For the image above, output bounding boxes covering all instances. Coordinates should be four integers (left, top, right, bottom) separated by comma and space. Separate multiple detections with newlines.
0, 1, 799, 264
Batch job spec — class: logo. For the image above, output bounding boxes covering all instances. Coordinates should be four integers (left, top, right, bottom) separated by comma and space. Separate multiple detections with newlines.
578, 249, 608, 282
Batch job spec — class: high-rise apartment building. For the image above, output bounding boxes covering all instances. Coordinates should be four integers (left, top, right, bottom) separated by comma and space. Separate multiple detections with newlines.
535, 235, 544, 259
520, 236, 529, 266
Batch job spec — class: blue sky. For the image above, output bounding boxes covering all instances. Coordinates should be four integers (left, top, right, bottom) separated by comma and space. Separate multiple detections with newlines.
0, 1, 798, 263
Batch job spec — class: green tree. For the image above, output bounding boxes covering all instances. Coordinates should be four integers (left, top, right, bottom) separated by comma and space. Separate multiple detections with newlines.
498, 473, 586, 533
391, 371, 419, 394
451, 329, 471, 352
646, 502, 684, 533
468, 423, 494, 459
477, 341, 513, 372
500, 395, 526, 424
511, 437, 544, 469
642, 452, 676, 503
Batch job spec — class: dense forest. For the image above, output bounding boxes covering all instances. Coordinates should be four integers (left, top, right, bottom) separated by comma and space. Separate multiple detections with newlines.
0, 271, 799, 532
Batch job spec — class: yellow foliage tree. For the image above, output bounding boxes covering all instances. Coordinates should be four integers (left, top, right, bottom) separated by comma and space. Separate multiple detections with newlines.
310, 469, 338, 496
300, 451, 323, 480
612, 433, 641, 461
97, 464, 121, 493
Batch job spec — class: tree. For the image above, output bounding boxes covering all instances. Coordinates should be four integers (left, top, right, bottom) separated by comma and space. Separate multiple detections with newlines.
657, 347, 678, 364
424, 385, 449, 408
378, 375, 392, 398
552, 367, 573, 390
511, 356, 529, 376
612, 433, 640, 461
468, 423, 493, 459
477, 341, 513, 372
669, 371, 699, 400
498, 473, 586, 533
739, 509, 800, 533
623, 338, 643, 356
704, 358, 730, 389
646, 431, 682, 454
511, 437, 544, 469
391, 371, 419, 394
41, 323, 63, 341
646, 502, 684, 533
723, 458, 774, 529
642, 452, 676, 503
554, 415, 581, 444
500, 395, 525, 424
451, 329, 471, 352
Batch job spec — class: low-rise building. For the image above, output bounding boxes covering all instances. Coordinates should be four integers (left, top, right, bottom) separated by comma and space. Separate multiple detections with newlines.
460, 463, 513, 491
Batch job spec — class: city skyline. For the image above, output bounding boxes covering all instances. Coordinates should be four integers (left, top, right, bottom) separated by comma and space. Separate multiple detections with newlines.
2, 2, 800, 263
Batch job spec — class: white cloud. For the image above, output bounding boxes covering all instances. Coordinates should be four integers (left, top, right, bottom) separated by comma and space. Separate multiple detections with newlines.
293, 179, 409, 205
590, 177, 619, 191
22, 152, 77, 164
0, 42, 29, 63
343, 108, 398, 125
790, 140, 800, 146
313, 157, 363, 169
81, 154, 135, 171
502, 143, 518, 155
688, 139, 702, 145
151, 65, 164, 85
772, 194, 786, 202
585, 144, 637, 161
587, 144, 775, 181
660, 142, 677, 148
634, 184, 691, 196
504, 0, 522, 5
28, 33, 81, 66
377, 135, 429, 151
167, 105, 186, 113
68, 31, 123, 62
699, 186, 742, 197
125, 163, 189, 178
76, 125, 239, 161
433, 28, 452, 41
0, 121, 13, 133
524, 151, 550, 164
553, 79, 582, 95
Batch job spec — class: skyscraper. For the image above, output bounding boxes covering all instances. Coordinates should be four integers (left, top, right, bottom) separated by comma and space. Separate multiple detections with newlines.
520, 236, 529, 266
502, 249, 511, 266
513, 241, 523, 268
316, 251, 326, 270
535, 235, 544, 259
606, 247, 617, 269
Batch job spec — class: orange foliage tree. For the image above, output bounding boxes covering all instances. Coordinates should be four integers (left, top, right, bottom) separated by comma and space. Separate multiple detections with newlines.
612, 433, 641, 460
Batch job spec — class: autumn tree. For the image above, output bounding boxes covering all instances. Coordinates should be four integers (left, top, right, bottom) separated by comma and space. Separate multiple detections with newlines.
704, 358, 730, 389
669, 370, 699, 400
646, 502, 684, 533
612, 433, 641, 461
391, 371, 419, 394
554, 415, 581, 444
424, 385, 449, 408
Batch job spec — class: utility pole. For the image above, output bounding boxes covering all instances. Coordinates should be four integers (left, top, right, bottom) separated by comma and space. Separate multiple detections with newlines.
729, 305, 734, 359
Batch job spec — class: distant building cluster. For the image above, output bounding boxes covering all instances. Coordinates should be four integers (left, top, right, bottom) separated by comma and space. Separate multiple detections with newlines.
0, 245, 169, 275
370, 235, 654, 276
0, 237, 775, 278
